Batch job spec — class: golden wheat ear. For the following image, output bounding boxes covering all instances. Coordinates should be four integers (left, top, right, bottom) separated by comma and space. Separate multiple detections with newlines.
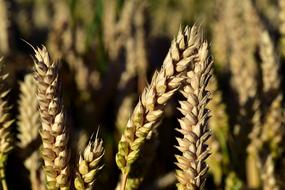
0, 58, 14, 190
74, 129, 105, 190
17, 74, 44, 189
115, 25, 204, 190
32, 46, 71, 189
175, 42, 213, 190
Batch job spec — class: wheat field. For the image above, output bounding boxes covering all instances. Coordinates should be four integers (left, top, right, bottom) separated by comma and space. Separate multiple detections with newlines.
0, 0, 284, 190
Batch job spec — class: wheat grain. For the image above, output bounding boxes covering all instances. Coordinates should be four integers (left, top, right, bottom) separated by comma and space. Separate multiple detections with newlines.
116, 26, 203, 185
33, 46, 70, 189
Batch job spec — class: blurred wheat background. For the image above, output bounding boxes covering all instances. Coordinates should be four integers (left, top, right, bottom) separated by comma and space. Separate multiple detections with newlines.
0, 0, 285, 189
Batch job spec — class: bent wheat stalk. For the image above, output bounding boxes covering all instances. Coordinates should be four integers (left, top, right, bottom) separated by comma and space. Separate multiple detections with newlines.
116, 25, 203, 189
175, 42, 213, 189
33, 47, 70, 189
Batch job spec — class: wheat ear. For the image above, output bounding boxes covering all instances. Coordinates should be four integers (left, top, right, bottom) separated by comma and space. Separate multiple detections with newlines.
175, 41, 213, 190
33, 46, 70, 189
74, 130, 104, 190
17, 74, 43, 190
116, 25, 202, 184
0, 58, 14, 190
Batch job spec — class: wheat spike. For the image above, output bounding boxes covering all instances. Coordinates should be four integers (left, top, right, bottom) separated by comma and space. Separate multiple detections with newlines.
0, 58, 14, 190
175, 41, 212, 189
33, 46, 70, 189
116, 25, 203, 180
226, 0, 261, 105
260, 31, 280, 95
17, 74, 44, 190
74, 131, 104, 190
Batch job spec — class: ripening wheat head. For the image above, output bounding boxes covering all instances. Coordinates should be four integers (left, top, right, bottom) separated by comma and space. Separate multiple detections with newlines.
74, 131, 104, 190
175, 41, 213, 190
116, 25, 204, 175
17, 74, 43, 189
33, 47, 70, 189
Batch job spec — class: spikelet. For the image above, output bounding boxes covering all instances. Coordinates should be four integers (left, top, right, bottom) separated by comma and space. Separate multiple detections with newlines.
74, 131, 104, 190
0, 58, 13, 190
33, 46, 70, 189
175, 41, 213, 189
116, 25, 203, 178
17, 74, 43, 190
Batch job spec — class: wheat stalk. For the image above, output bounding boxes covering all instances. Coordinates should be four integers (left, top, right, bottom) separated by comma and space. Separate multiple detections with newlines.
0, 58, 14, 190
74, 130, 104, 190
17, 74, 44, 190
33, 46, 70, 189
116, 25, 203, 189
175, 41, 212, 189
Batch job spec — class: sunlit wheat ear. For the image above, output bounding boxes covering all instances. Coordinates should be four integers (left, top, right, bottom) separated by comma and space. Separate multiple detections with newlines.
32, 46, 70, 189
175, 42, 213, 190
74, 130, 105, 190
259, 31, 280, 95
116, 25, 204, 181
17, 74, 43, 189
